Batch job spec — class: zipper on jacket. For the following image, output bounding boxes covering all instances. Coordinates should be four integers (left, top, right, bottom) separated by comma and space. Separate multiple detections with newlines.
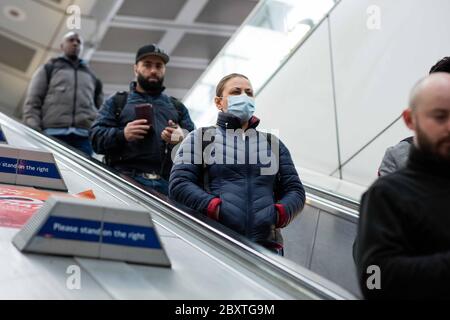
72, 67, 78, 127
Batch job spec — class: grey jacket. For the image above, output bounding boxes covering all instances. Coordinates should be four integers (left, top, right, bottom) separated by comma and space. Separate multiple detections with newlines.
378, 137, 413, 176
23, 56, 103, 131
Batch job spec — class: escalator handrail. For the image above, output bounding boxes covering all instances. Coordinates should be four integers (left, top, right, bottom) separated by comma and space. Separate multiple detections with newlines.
303, 183, 360, 209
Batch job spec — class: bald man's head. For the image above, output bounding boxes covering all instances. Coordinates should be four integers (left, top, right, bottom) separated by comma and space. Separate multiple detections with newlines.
403, 72, 450, 161
409, 72, 450, 113
61, 31, 82, 60
62, 31, 80, 41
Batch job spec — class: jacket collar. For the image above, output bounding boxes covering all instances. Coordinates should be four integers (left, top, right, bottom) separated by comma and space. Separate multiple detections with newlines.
216, 112, 260, 130
59, 55, 84, 67
130, 81, 166, 97
407, 144, 450, 179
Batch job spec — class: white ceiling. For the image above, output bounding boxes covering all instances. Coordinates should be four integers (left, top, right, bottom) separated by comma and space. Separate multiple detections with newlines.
0, 0, 259, 117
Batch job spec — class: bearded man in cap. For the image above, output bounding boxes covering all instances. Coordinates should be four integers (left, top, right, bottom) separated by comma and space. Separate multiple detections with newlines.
90, 44, 195, 195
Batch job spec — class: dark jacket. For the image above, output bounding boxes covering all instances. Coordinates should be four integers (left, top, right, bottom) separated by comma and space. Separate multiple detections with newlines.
169, 112, 305, 247
90, 82, 195, 179
356, 145, 450, 299
23, 56, 103, 131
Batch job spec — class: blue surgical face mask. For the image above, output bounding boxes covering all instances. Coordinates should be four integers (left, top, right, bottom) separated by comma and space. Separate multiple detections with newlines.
226, 94, 255, 123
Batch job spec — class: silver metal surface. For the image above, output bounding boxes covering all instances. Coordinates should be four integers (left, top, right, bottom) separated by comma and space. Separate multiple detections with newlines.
306, 193, 359, 224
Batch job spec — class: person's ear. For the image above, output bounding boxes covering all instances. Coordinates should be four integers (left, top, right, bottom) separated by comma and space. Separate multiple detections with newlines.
214, 96, 223, 111
133, 64, 138, 77
402, 108, 415, 130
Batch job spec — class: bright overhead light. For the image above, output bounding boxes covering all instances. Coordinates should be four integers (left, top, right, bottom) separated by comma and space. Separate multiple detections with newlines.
183, 0, 335, 126
3, 5, 27, 22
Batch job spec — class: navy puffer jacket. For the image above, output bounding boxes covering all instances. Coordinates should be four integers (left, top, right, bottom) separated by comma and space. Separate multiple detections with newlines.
169, 112, 305, 247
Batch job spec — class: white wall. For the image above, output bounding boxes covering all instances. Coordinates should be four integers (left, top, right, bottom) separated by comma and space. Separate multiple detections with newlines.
257, 20, 339, 175
257, 0, 450, 190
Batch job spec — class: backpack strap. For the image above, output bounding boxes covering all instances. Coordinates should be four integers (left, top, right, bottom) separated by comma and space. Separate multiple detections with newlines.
200, 126, 216, 192
93, 77, 103, 109
201, 126, 216, 153
43, 58, 58, 86
264, 132, 282, 199
103, 91, 128, 166
170, 96, 184, 123
42, 58, 59, 99
112, 91, 128, 121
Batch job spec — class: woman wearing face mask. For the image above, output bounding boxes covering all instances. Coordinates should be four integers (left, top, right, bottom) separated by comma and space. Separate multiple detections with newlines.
169, 73, 305, 254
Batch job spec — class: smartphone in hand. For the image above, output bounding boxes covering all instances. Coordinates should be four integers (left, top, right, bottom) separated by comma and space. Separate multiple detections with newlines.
134, 104, 153, 126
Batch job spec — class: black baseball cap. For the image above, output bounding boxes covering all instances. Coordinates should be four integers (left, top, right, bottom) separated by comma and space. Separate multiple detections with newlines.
135, 44, 169, 64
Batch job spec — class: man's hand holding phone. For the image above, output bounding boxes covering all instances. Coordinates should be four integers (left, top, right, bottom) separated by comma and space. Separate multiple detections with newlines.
124, 104, 154, 142
124, 119, 150, 142
134, 104, 153, 126
161, 120, 185, 145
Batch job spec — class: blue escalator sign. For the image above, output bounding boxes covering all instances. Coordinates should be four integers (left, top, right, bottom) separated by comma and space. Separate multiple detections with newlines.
0, 157, 61, 179
38, 216, 162, 249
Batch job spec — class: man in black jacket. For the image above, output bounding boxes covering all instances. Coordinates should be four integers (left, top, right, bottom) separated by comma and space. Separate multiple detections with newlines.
356, 72, 450, 299
90, 44, 194, 195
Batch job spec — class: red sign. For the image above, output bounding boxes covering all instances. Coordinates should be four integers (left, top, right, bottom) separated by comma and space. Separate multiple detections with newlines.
0, 184, 95, 228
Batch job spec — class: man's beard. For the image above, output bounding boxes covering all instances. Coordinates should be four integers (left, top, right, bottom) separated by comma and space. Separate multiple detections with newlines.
137, 73, 164, 92
65, 46, 81, 60
416, 121, 450, 163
